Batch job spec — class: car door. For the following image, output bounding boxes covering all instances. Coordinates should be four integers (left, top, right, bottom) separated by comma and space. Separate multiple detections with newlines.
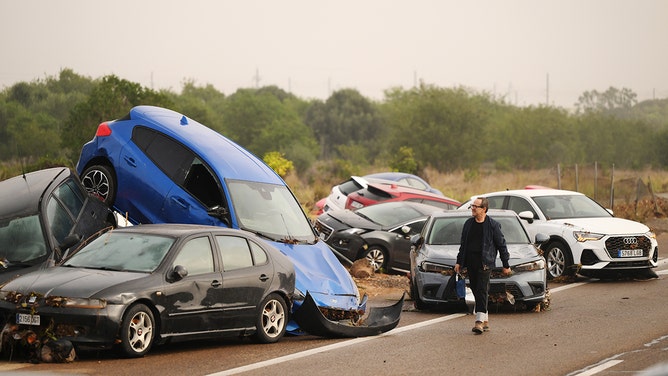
158, 235, 226, 335
162, 159, 225, 226
45, 176, 111, 260
117, 127, 182, 224
388, 218, 428, 270
216, 234, 274, 329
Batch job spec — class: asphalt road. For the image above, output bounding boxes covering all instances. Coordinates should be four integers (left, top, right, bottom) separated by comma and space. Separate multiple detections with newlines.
2, 237, 667, 376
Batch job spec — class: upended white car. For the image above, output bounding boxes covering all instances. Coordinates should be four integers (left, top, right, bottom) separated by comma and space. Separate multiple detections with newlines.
459, 189, 659, 279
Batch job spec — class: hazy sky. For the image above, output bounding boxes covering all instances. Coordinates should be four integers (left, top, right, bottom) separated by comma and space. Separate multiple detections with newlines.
2, 0, 667, 108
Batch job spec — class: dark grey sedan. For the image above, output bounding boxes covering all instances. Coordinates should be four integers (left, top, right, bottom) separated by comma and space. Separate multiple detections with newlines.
410, 210, 548, 311
315, 201, 444, 273
0, 224, 295, 357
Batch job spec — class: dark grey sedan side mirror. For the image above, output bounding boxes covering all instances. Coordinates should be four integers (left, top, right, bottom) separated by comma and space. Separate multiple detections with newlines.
172, 265, 188, 281
410, 234, 423, 248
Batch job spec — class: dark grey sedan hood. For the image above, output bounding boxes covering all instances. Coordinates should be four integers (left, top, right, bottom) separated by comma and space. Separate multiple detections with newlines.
2, 266, 146, 298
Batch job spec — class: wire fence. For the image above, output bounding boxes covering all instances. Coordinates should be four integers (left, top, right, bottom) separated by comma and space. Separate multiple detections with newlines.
553, 162, 664, 220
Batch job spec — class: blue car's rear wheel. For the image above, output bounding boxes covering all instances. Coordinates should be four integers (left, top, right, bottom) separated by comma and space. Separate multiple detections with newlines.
81, 164, 116, 206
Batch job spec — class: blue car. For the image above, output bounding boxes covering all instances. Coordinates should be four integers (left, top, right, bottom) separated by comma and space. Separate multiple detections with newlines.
76, 106, 401, 337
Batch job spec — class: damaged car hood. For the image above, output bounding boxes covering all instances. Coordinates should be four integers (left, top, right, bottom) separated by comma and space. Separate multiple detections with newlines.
1, 267, 145, 298
270, 240, 361, 309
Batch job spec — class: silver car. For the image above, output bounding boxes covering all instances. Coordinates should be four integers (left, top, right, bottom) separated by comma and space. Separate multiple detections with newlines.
409, 209, 548, 311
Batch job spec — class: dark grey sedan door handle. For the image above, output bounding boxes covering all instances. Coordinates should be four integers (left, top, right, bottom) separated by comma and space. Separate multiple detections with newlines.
259, 274, 269, 282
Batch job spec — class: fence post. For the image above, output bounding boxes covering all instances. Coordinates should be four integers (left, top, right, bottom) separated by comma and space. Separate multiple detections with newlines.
575, 163, 579, 192
594, 161, 598, 200
610, 163, 615, 210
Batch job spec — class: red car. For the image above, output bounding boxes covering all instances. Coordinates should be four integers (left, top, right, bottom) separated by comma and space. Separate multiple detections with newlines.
345, 182, 460, 210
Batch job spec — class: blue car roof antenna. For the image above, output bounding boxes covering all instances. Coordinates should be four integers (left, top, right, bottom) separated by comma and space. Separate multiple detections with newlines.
180, 115, 188, 125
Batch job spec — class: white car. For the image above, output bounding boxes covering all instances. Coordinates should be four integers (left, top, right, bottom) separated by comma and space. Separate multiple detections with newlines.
459, 189, 659, 279
323, 173, 443, 213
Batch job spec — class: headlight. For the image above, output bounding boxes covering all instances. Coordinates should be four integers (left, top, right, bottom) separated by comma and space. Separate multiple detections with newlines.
512, 259, 546, 273
646, 231, 656, 240
573, 231, 604, 242
341, 228, 366, 236
58, 297, 107, 309
420, 261, 454, 274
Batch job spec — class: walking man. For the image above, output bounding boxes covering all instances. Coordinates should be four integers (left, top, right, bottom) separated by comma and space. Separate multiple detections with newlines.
453, 197, 511, 334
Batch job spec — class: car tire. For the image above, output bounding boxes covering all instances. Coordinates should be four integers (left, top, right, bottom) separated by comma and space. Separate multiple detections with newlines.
363, 246, 387, 272
253, 293, 287, 344
81, 164, 116, 206
119, 303, 155, 358
544, 240, 573, 279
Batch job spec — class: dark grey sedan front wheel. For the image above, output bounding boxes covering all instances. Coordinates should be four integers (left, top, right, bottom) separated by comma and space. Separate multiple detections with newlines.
119, 304, 155, 358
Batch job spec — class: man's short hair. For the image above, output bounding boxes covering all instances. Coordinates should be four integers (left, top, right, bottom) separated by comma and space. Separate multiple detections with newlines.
477, 196, 489, 212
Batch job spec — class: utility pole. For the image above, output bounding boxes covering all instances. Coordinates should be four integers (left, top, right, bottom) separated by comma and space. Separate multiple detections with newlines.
253, 68, 261, 88
546, 73, 550, 106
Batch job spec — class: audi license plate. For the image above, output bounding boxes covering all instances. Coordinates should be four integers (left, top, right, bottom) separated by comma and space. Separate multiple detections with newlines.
16, 313, 40, 326
618, 249, 643, 257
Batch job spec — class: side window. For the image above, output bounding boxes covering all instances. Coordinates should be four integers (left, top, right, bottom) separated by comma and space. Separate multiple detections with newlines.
132, 127, 194, 183
54, 179, 85, 219
172, 236, 214, 276
183, 159, 223, 207
394, 219, 426, 236
216, 235, 254, 271
249, 241, 268, 265
486, 195, 506, 210
46, 196, 74, 245
507, 196, 537, 218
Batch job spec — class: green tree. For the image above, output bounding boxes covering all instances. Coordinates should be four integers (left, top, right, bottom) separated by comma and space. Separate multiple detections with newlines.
222, 88, 318, 173
575, 87, 638, 115
61, 75, 173, 161
382, 84, 493, 171
305, 88, 383, 161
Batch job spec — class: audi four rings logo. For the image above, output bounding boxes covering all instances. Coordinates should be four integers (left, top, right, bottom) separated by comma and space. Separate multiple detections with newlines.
623, 237, 638, 245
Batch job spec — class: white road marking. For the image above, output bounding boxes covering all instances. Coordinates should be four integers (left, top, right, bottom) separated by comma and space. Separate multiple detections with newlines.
207, 313, 467, 376
570, 360, 624, 376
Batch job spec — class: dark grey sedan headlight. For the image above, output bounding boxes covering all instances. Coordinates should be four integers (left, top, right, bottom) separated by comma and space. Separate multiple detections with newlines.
511, 259, 546, 273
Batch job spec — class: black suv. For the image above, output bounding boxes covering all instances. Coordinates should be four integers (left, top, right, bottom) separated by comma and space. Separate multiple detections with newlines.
0, 167, 116, 284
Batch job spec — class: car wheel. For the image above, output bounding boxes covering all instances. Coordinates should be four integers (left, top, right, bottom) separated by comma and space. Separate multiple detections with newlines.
363, 246, 387, 272
81, 164, 116, 206
544, 240, 573, 279
410, 279, 427, 310
254, 293, 287, 344
119, 304, 155, 358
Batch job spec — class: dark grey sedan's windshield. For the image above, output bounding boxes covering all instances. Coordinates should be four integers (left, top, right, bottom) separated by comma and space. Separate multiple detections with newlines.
63, 232, 174, 272
228, 180, 315, 242
533, 194, 612, 220
0, 215, 48, 263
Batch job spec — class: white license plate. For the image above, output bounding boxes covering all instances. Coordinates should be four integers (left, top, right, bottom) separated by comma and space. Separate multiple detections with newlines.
618, 249, 643, 257
16, 313, 40, 326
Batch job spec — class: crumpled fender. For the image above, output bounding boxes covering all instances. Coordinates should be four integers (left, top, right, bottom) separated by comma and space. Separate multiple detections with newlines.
292, 292, 404, 338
